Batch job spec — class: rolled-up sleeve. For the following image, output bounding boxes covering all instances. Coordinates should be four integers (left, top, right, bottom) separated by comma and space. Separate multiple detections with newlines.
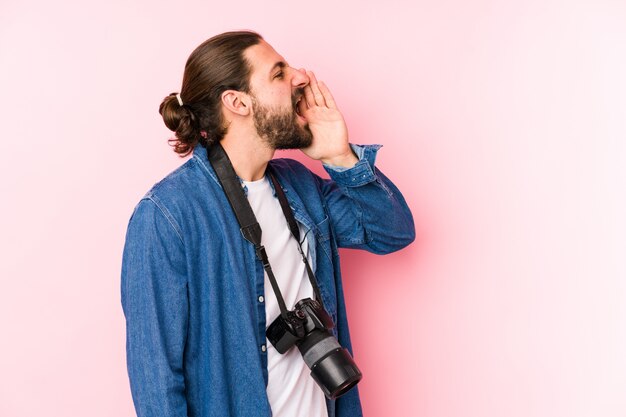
120, 198, 189, 417
319, 143, 416, 254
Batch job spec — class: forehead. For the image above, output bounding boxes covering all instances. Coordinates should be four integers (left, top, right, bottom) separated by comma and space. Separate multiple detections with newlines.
244, 40, 287, 82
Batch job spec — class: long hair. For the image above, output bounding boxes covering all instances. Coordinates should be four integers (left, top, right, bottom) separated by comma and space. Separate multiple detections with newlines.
159, 30, 263, 156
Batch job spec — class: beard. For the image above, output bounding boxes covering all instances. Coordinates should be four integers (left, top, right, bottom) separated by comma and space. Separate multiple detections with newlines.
251, 91, 313, 150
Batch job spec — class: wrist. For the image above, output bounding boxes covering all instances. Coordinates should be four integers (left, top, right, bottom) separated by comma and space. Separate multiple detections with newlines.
321, 148, 359, 168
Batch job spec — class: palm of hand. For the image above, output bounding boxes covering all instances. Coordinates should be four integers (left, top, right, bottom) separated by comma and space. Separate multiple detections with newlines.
297, 70, 352, 162
300, 105, 349, 161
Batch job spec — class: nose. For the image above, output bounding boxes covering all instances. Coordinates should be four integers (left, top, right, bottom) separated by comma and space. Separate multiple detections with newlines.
291, 67, 309, 89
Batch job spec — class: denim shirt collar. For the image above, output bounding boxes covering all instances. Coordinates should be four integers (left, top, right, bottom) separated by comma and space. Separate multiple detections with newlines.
191, 143, 315, 232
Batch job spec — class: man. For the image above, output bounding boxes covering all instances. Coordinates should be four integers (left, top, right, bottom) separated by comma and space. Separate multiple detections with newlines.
121, 30, 415, 417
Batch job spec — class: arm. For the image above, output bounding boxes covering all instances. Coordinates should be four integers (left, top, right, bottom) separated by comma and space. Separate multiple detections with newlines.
316, 143, 416, 254
296, 69, 415, 253
120, 198, 189, 417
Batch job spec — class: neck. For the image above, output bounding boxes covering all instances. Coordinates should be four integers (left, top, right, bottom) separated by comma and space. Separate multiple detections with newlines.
219, 130, 274, 182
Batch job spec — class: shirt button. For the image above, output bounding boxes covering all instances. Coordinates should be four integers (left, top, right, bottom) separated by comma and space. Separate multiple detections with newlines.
258, 295, 264, 303
261, 344, 267, 352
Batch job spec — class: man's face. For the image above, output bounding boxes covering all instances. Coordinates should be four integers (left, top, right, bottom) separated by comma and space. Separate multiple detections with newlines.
244, 40, 312, 150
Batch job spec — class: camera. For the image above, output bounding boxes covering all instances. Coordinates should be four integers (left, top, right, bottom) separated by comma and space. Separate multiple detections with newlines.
266, 297, 362, 399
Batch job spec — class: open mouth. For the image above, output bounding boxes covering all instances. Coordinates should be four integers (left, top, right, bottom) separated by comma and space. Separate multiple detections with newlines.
295, 96, 304, 117
294, 96, 302, 116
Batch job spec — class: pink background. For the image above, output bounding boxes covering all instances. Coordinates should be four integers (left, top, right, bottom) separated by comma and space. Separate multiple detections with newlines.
1, 0, 625, 416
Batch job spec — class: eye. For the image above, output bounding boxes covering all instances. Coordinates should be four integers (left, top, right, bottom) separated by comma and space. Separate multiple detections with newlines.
274, 71, 284, 79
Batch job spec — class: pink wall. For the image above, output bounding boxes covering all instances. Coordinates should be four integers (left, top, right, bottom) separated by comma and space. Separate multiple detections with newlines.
1, 0, 625, 416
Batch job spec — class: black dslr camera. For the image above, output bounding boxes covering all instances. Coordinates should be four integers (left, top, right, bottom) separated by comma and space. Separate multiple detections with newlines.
266, 297, 362, 399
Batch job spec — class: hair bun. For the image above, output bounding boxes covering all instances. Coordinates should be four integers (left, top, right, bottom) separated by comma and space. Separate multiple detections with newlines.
159, 92, 198, 155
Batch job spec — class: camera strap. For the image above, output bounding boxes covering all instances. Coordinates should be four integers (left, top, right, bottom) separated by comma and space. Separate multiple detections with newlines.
207, 142, 323, 320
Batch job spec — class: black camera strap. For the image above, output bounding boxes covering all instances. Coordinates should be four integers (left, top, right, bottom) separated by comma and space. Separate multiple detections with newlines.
207, 142, 323, 319
268, 168, 322, 306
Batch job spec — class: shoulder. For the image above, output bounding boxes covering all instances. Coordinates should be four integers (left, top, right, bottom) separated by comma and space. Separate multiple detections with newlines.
144, 157, 200, 200
128, 157, 206, 237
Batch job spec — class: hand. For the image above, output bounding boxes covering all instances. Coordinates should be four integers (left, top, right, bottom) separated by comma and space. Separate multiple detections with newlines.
297, 70, 358, 168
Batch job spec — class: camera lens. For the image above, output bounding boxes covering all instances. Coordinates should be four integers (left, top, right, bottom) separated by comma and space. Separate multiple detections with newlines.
297, 329, 362, 399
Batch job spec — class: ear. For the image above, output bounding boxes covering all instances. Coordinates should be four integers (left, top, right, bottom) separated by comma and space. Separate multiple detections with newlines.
221, 90, 251, 116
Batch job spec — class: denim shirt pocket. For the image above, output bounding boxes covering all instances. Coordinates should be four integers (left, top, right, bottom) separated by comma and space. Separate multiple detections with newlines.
311, 215, 339, 323
313, 215, 335, 263
313, 215, 331, 242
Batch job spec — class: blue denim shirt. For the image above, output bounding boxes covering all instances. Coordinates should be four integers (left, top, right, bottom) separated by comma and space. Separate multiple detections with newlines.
120, 143, 415, 417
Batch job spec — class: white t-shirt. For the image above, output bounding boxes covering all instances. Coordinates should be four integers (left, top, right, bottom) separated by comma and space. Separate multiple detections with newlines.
243, 176, 329, 417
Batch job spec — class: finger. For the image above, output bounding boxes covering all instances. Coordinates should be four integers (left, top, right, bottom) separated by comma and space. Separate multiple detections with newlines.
306, 70, 327, 107
318, 81, 337, 110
